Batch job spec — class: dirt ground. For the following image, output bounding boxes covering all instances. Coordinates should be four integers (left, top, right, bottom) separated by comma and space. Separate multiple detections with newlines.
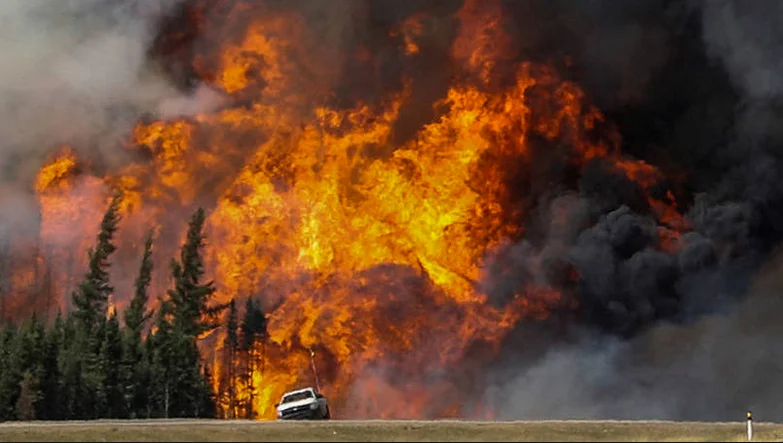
0, 419, 778, 442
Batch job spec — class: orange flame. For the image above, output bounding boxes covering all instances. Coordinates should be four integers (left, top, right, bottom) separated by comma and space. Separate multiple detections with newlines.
22, 0, 688, 420
35, 147, 109, 313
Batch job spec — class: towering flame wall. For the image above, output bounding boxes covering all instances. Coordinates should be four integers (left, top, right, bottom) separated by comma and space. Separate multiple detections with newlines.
4, 0, 779, 422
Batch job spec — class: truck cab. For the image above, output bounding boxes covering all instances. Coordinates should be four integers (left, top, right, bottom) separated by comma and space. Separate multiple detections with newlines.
275, 387, 330, 420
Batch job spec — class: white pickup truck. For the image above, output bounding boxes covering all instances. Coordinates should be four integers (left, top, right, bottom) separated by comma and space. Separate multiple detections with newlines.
275, 387, 331, 420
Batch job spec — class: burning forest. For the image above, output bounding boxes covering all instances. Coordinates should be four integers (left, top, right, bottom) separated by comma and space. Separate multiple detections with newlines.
2, 0, 783, 422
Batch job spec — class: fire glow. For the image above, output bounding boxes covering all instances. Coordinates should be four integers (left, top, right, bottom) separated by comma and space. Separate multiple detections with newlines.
18, 0, 688, 420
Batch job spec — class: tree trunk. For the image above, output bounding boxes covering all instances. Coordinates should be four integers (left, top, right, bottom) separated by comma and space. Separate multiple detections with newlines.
228, 348, 235, 419
247, 344, 255, 419
164, 382, 169, 419
16, 373, 38, 421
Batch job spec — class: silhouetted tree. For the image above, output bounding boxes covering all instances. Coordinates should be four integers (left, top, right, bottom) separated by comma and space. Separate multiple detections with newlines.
239, 296, 267, 419
71, 192, 122, 330
168, 208, 226, 338
220, 299, 238, 418
123, 231, 155, 418
38, 311, 63, 420
65, 193, 122, 419
100, 312, 126, 418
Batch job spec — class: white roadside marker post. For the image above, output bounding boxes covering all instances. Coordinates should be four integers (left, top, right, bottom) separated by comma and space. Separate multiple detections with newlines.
747, 411, 753, 441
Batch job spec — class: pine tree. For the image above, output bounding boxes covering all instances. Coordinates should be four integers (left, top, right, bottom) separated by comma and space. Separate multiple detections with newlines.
0, 323, 19, 420
222, 299, 238, 418
168, 208, 226, 338
100, 312, 126, 418
177, 330, 209, 417
38, 311, 63, 420
149, 297, 174, 418
125, 231, 155, 337
147, 209, 224, 419
80, 317, 106, 419
16, 370, 40, 421
123, 230, 155, 418
57, 313, 87, 420
197, 363, 217, 418
0, 315, 45, 420
142, 335, 155, 419
165, 317, 215, 418
149, 319, 206, 418
239, 296, 267, 419
72, 192, 122, 330
240, 297, 268, 350
66, 192, 122, 419
25, 315, 47, 421
58, 315, 79, 419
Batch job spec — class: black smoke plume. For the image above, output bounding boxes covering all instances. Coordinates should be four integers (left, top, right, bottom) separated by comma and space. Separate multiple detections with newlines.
5, 0, 783, 420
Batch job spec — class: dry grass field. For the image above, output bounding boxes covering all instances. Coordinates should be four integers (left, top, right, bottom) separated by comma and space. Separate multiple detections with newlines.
0, 419, 780, 442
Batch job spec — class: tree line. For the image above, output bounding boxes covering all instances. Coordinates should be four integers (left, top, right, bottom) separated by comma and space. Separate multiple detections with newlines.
0, 194, 268, 420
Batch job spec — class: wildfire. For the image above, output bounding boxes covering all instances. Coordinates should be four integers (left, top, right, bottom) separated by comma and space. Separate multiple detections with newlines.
34, 147, 109, 313
35, 147, 78, 194
22, 0, 689, 420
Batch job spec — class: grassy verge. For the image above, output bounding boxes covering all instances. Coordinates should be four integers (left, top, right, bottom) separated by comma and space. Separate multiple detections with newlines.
0, 419, 778, 442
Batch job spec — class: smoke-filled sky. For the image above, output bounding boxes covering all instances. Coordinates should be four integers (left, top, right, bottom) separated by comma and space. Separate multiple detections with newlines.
481, 0, 783, 421
0, 0, 225, 195
0, 0, 225, 240
3, 0, 783, 421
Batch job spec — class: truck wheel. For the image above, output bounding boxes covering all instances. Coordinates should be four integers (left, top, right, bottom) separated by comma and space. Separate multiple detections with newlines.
324, 406, 331, 420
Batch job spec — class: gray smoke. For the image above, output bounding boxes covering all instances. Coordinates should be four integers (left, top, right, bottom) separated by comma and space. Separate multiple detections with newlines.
0, 0, 226, 248
701, 0, 783, 101
0, 0, 223, 186
481, 0, 783, 421
2, 0, 782, 420
486, 247, 783, 421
